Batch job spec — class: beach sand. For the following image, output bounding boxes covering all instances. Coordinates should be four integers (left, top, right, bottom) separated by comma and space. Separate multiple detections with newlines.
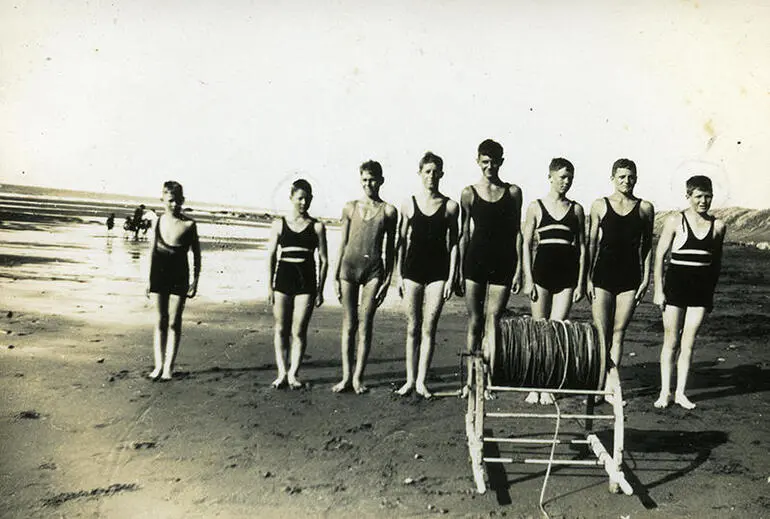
1, 219, 769, 518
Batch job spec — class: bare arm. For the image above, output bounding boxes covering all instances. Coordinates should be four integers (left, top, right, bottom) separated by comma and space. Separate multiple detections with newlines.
265, 219, 281, 306
711, 219, 727, 291
637, 200, 656, 304
653, 214, 678, 309
444, 199, 460, 301
456, 186, 474, 296
144, 219, 157, 297
586, 199, 605, 301
188, 221, 202, 298
573, 203, 587, 303
314, 221, 329, 307
510, 184, 524, 294
521, 201, 539, 298
395, 199, 412, 297
333, 203, 353, 302
375, 204, 399, 306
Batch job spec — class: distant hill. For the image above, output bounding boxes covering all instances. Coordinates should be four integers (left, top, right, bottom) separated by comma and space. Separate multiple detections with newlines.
655, 207, 770, 245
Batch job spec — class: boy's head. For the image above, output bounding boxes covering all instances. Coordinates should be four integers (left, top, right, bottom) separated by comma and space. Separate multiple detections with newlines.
685, 175, 713, 197
419, 151, 444, 173
162, 181, 184, 204
477, 139, 504, 164
611, 158, 636, 177
549, 157, 574, 176
360, 160, 384, 181
290, 178, 313, 198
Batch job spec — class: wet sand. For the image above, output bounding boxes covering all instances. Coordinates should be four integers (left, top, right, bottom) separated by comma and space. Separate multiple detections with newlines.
1, 219, 769, 518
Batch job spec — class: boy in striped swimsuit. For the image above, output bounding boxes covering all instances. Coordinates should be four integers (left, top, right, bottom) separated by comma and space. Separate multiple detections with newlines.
521, 158, 587, 404
653, 175, 726, 410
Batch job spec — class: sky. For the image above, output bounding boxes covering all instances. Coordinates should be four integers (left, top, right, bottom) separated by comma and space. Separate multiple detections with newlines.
1, 0, 768, 217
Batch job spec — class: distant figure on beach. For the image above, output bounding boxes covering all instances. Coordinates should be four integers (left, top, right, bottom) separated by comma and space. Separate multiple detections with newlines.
146, 181, 201, 381
395, 152, 459, 399
332, 160, 398, 394
458, 139, 523, 398
106, 213, 115, 232
133, 204, 146, 240
521, 158, 587, 405
266, 179, 329, 389
653, 175, 726, 410
588, 159, 654, 403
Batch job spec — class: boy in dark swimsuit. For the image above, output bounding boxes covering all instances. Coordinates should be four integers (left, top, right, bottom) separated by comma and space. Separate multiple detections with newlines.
146, 181, 201, 381
653, 175, 726, 410
521, 158, 587, 404
266, 179, 329, 389
333, 161, 398, 394
458, 139, 523, 398
395, 151, 460, 398
588, 159, 654, 403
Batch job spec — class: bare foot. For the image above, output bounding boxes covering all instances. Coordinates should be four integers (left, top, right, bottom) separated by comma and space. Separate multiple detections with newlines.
604, 394, 627, 407
525, 392, 539, 404
674, 393, 696, 410
415, 384, 432, 399
288, 378, 304, 390
160, 371, 173, 381
353, 380, 368, 395
483, 389, 496, 400
271, 375, 287, 389
332, 380, 350, 393
460, 385, 471, 399
147, 369, 161, 381
653, 393, 670, 409
395, 382, 414, 396
539, 392, 555, 405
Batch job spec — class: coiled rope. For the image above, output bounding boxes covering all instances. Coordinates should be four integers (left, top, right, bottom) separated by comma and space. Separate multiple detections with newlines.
495, 316, 603, 390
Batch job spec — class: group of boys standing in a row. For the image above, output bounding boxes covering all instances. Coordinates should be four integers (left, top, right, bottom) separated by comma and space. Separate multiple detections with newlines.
145, 139, 725, 410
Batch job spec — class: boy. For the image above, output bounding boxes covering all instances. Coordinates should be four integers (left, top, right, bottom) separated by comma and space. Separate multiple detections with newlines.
333, 161, 398, 394
146, 181, 201, 381
458, 139, 523, 398
653, 175, 726, 409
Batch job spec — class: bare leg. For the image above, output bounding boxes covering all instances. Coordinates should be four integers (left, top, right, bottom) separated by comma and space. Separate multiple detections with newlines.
271, 292, 293, 387
530, 284, 552, 320
463, 280, 486, 397
528, 284, 552, 404
415, 280, 446, 399
674, 307, 707, 409
609, 290, 638, 369
287, 293, 314, 388
333, 281, 359, 392
149, 293, 170, 379
161, 294, 186, 380
655, 305, 684, 408
397, 279, 424, 396
352, 277, 381, 394
484, 284, 511, 399
549, 287, 575, 321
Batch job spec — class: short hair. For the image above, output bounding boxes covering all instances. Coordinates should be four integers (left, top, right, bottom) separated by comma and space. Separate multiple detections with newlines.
360, 160, 384, 180
163, 181, 184, 201
291, 178, 313, 197
477, 139, 504, 162
611, 158, 636, 176
549, 157, 574, 175
686, 175, 713, 196
419, 151, 444, 172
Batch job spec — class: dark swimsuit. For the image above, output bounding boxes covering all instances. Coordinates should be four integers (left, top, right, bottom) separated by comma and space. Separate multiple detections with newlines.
149, 219, 191, 296
592, 197, 644, 295
463, 185, 519, 286
403, 196, 450, 285
273, 217, 319, 296
532, 199, 580, 292
340, 201, 386, 284
664, 213, 717, 311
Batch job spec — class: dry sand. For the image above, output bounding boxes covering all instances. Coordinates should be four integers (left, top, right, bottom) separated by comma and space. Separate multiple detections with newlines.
1, 220, 769, 518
